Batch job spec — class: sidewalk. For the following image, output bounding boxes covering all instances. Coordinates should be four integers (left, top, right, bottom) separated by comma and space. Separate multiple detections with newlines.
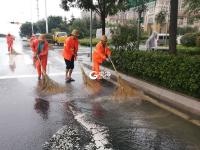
82, 61, 200, 126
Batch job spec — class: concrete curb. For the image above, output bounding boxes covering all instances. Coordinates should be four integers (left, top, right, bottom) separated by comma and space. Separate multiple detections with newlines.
82, 62, 200, 126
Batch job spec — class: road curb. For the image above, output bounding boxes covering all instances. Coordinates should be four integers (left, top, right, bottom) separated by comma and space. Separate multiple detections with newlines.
82, 62, 200, 127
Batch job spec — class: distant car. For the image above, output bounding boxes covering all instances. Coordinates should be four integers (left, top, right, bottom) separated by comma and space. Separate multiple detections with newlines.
156, 33, 169, 46
177, 35, 183, 45
22, 37, 28, 41
44, 34, 54, 44
35, 33, 41, 38
53, 32, 68, 45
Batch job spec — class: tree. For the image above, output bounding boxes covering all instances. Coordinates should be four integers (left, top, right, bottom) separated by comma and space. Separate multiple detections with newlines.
155, 10, 167, 33
60, 0, 128, 35
20, 22, 37, 37
169, 0, 178, 54
48, 16, 63, 32
134, 2, 147, 49
183, 0, 200, 19
37, 20, 46, 33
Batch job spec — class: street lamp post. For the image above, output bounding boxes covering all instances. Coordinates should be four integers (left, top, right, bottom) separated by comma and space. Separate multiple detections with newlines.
45, 0, 49, 34
90, 0, 98, 62
90, 9, 93, 62
30, 0, 34, 34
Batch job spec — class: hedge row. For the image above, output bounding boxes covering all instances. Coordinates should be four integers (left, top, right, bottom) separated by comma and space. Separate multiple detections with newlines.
177, 45, 200, 55
79, 38, 99, 46
180, 33, 200, 47
105, 50, 200, 99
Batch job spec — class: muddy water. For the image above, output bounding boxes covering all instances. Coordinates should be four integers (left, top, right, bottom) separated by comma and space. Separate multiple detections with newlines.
0, 38, 200, 150
42, 76, 200, 150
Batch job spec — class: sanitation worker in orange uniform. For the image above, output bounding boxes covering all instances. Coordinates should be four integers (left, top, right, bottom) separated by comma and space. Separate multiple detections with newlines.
63, 29, 79, 83
33, 34, 48, 80
30, 34, 37, 65
92, 35, 111, 80
30, 34, 36, 49
6, 33, 15, 54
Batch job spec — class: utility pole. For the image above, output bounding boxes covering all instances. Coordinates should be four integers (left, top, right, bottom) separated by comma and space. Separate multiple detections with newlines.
36, 0, 39, 21
30, 0, 34, 34
45, 0, 49, 33
90, 9, 93, 62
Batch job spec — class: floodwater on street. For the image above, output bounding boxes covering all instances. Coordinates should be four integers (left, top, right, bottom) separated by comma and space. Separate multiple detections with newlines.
0, 37, 200, 150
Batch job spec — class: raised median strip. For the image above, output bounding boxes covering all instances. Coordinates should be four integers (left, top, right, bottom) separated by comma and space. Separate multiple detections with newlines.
82, 62, 200, 127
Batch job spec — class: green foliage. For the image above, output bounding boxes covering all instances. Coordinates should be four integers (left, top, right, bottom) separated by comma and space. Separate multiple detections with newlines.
155, 10, 167, 25
19, 22, 37, 37
48, 16, 64, 32
180, 33, 200, 47
196, 36, 200, 47
177, 26, 198, 35
20, 16, 68, 37
60, 0, 129, 34
105, 50, 200, 98
0, 34, 6, 37
37, 20, 46, 33
51, 28, 61, 34
79, 38, 99, 46
177, 45, 200, 55
183, 0, 200, 19
111, 24, 138, 50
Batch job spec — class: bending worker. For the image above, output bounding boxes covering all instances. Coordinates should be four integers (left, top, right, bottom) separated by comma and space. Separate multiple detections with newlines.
30, 34, 37, 65
6, 33, 15, 54
32, 34, 49, 80
63, 29, 79, 83
92, 35, 111, 80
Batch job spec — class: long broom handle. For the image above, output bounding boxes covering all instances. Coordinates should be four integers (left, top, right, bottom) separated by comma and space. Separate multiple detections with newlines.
108, 57, 119, 75
36, 55, 46, 75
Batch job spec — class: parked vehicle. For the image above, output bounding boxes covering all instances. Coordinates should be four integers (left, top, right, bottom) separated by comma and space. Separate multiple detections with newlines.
45, 34, 54, 44
53, 32, 68, 45
156, 33, 169, 46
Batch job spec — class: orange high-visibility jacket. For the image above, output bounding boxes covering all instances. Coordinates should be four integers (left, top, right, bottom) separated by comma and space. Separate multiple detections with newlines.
33, 39, 48, 59
6, 35, 14, 45
93, 41, 111, 64
31, 38, 38, 53
63, 36, 79, 61
30, 37, 37, 50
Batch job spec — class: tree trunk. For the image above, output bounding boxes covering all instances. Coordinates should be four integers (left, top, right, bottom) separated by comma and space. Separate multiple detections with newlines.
101, 15, 106, 35
137, 12, 142, 50
101, 0, 106, 35
169, 0, 178, 54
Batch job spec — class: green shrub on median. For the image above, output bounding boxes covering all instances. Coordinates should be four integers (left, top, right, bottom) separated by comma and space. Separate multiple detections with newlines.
177, 45, 200, 55
79, 38, 99, 46
105, 50, 200, 99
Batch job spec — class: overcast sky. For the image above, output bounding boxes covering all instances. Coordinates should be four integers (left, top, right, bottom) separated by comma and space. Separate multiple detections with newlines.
0, 0, 81, 36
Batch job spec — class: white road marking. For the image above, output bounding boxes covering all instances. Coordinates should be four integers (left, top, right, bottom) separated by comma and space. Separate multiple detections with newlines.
69, 105, 113, 150
0, 72, 80, 80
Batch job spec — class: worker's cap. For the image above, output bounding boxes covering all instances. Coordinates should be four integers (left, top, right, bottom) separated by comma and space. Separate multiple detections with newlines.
101, 35, 108, 42
71, 29, 79, 36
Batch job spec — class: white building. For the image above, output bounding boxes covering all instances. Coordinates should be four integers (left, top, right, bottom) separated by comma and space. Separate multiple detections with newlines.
106, 0, 200, 34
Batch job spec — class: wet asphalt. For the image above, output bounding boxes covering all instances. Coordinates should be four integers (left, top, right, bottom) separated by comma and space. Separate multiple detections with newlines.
0, 38, 200, 150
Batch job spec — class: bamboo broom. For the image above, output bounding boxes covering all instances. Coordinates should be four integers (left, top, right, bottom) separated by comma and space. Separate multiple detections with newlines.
36, 55, 65, 95
108, 57, 143, 98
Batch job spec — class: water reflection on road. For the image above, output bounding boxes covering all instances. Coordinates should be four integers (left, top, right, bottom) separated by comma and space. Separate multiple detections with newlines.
0, 38, 200, 150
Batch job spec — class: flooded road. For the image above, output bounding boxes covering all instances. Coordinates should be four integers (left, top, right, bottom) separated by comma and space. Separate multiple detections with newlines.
0, 38, 200, 150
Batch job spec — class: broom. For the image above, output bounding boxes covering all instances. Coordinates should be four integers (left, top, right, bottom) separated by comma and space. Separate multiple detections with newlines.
36, 55, 65, 95
79, 62, 101, 94
108, 57, 143, 99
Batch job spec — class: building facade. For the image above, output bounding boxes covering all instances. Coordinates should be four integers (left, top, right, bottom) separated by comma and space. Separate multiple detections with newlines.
106, 0, 200, 34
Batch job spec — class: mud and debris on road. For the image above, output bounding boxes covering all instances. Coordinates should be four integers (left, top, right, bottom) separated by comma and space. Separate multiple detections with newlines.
0, 38, 200, 150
